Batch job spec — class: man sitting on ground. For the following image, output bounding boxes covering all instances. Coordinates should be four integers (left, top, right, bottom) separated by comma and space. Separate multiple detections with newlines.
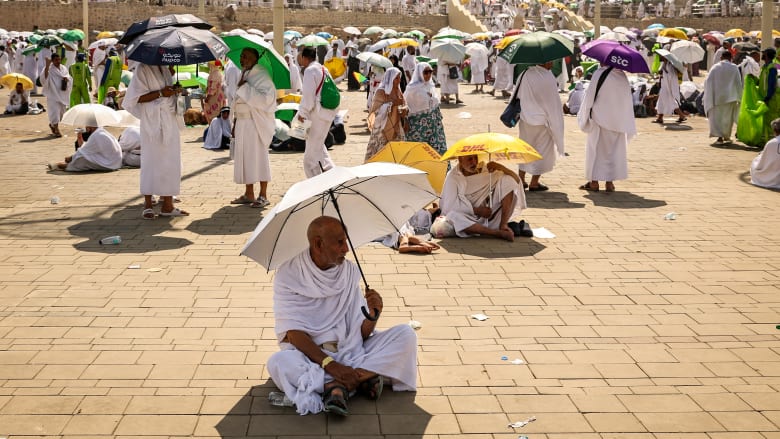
48, 125, 122, 172
5, 82, 29, 115
203, 106, 232, 150
119, 126, 141, 168
750, 117, 780, 189
266, 216, 418, 416
439, 155, 526, 241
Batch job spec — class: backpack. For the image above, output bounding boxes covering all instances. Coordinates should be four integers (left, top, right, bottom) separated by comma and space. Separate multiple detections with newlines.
318, 66, 340, 110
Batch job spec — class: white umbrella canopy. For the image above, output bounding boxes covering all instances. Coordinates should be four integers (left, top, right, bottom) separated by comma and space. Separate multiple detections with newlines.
296, 34, 330, 47
343, 26, 361, 35
60, 104, 121, 127
465, 42, 489, 57
430, 38, 467, 64
670, 40, 705, 63
247, 28, 265, 36
599, 32, 631, 42
356, 51, 393, 68
363, 26, 384, 36
655, 49, 685, 72
88, 38, 118, 49
240, 163, 437, 271
115, 110, 141, 128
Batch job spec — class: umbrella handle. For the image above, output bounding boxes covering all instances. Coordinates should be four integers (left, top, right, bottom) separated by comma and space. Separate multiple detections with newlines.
361, 306, 381, 321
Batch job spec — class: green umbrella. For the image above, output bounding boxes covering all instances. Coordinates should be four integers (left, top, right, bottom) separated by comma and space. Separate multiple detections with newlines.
406, 30, 426, 39
498, 31, 573, 64
38, 34, 65, 48
223, 34, 291, 90
296, 34, 330, 47
28, 34, 43, 44
178, 75, 208, 89
276, 102, 299, 122
61, 29, 85, 42
22, 44, 42, 56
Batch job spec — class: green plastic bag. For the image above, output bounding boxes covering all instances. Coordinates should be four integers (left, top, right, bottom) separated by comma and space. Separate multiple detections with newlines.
650, 44, 661, 74
736, 75, 768, 147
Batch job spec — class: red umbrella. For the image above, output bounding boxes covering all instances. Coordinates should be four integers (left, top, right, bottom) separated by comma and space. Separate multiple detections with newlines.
702, 33, 723, 46
505, 29, 523, 36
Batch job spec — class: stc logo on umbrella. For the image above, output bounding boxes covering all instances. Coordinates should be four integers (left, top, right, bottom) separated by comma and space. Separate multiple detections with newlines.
610, 55, 630, 67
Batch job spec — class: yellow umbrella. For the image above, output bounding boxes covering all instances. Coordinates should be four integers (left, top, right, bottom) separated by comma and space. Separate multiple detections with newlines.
471, 32, 491, 41
441, 132, 542, 164
724, 28, 746, 38
387, 37, 419, 48
96, 31, 116, 39
753, 30, 780, 39
658, 28, 688, 40
366, 141, 447, 194
495, 35, 522, 50
0, 73, 34, 90
324, 57, 347, 79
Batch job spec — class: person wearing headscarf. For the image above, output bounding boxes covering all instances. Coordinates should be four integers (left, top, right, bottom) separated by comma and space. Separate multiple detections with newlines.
119, 126, 142, 168
42, 53, 71, 138
514, 61, 565, 191
202, 60, 226, 123
759, 48, 780, 144
750, 118, 780, 189
203, 106, 232, 150
577, 65, 637, 192
364, 67, 406, 161
403, 62, 447, 154
231, 48, 277, 209
123, 62, 189, 219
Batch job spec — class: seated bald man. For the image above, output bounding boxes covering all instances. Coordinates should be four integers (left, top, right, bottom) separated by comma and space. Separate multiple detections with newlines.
266, 216, 418, 416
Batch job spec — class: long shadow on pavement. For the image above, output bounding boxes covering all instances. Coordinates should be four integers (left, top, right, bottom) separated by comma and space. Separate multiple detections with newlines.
583, 191, 667, 209
525, 191, 586, 209
739, 170, 780, 191
437, 237, 546, 258
215, 382, 431, 437
187, 205, 264, 236
68, 206, 192, 253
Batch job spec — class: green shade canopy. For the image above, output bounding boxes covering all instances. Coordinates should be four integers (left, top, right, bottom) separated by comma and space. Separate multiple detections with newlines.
61, 29, 85, 42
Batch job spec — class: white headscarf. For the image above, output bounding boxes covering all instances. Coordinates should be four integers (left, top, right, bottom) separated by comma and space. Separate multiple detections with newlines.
408, 62, 434, 88
378, 66, 401, 94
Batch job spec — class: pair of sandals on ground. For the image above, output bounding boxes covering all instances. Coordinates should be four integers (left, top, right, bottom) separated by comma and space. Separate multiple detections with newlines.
142, 196, 188, 219
321, 374, 384, 416
231, 195, 270, 209
653, 109, 689, 124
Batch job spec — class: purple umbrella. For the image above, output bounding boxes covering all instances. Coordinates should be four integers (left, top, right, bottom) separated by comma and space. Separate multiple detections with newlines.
581, 40, 650, 74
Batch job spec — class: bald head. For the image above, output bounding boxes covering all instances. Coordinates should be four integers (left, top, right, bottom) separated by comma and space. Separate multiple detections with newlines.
307, 216, 343, 244
307, 216, 349, 270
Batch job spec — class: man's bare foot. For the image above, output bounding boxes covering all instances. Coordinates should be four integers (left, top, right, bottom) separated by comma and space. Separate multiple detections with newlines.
498, 227, 515, 242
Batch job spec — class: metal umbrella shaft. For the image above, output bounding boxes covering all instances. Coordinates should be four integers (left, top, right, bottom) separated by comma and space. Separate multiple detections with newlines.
320, 162, 380, 322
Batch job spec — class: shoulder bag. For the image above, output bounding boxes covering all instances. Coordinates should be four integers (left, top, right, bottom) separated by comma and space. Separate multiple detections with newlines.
318, 66, 341, 110
499, 70, 527, 128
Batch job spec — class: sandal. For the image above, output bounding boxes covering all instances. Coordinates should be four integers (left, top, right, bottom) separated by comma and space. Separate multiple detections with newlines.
676, 117, 687, 123
528, 183, 549, 192
159, 208, 189, 217
141, 208, 156, 220
322, 384, 349, 416
579, 182, 599, 192
652, 119, 663, 124
230, 195, 254, 204
358, 375, 384, 401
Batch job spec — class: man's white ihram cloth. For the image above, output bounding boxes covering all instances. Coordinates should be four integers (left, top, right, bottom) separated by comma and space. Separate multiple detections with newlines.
119, 126, 141, 168
440, 165, 526, 237
43, 63, 71, 126
66, 127, 122, 171
122, 64, 182, 197
578, 67, 636, 182
233, 64, 276, 184
655, 61, 680, 115
516, 65, 565, 176
703, 60, 742, 139
267, 250, 418, 415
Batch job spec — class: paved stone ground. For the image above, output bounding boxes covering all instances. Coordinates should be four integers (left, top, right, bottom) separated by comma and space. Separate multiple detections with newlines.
0, 75, 779, 439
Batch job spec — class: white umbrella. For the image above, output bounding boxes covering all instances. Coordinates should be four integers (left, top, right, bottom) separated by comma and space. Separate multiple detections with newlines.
296, 34, 330, 47
343, 26, 361, 36
60, 104, 121, 127
429, 38, 467, 64
247, 28, 265, 36
226, 28, 248, 36
465, 42, 489, 57
655, 49, 685, 73
240, 162, 437, 271
115, 110, 141, 128
599, 32, 631, 43
670, 40, 705, 63
356, 52, 393, 68
88, 38, 118, 49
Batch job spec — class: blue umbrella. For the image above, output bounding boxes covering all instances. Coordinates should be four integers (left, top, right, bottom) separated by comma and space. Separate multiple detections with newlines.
118, 14, 213, 45
581, 40, 649, 73
284, 30, 303, 38
647, 23, 665, 30
125, 26, 228, 65
316, 31, 333, 39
